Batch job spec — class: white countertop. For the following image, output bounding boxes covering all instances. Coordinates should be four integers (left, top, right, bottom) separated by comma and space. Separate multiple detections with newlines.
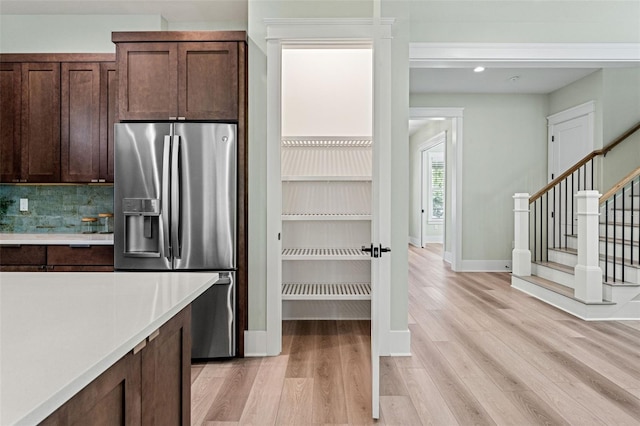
0, 271, 220, 425
0, 233, 114, 245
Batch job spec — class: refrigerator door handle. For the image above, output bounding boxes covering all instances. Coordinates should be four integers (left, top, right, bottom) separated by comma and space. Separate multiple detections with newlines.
162, 135, 172, 259
224, 273, 235, 356
171, 135, 181, 259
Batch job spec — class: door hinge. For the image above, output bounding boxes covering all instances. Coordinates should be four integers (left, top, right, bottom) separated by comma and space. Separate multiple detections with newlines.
551, 173, 554, 179
552, 135, 555, 142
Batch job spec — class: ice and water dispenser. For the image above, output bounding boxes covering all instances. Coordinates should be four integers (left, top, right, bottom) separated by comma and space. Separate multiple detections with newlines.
122, 198, 162, 257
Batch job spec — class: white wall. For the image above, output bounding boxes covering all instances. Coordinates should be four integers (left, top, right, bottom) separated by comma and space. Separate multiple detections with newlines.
0, 15, 166, 53
281, 48, 372, 137
408, 1, 640, 43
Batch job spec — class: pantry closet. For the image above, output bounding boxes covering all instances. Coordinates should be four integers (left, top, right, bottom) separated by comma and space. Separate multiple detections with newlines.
279, 47, 373, 320
264, 19, 394, 419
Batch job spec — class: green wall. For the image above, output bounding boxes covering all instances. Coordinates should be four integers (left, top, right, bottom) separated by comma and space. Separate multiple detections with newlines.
410, 94, 549, 264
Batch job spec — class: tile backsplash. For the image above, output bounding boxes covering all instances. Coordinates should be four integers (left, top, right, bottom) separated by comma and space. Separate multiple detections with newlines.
0, 185, 114, 233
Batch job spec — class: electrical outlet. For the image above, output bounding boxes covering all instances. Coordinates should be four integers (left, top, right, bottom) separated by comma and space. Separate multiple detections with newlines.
19, 198, 28, 212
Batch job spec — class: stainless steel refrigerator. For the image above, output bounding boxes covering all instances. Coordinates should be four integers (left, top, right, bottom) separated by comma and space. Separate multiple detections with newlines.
114, 122, 236, 358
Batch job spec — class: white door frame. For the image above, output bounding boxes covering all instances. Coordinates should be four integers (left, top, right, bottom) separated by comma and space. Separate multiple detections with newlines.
264, 19, 394, 419
410, 108, 463, 271
547, 100, 596, 182
419, 131, 446, 248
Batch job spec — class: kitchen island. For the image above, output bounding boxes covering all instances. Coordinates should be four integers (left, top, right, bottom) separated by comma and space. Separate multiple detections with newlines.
0, 271, 219, 425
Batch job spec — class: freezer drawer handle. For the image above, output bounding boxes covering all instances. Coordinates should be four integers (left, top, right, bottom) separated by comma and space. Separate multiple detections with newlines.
124, 252, 161, 258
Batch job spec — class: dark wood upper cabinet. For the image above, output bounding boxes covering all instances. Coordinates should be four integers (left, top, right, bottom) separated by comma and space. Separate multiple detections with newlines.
21, 62, 61, 183
117, 42, 179, 120
0, 54, 115, 184
0, 63, 22, 182
100, 62, 117, 182
114, 32, 244, 121
178, 42, 238, 120
61, 62, 101, 182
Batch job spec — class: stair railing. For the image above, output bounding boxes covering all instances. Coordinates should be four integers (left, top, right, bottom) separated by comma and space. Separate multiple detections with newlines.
529, 121, 640, 264
599, 166, 640, 284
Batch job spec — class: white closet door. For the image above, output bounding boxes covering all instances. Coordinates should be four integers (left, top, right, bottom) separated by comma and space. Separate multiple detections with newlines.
371, 27, 392, 420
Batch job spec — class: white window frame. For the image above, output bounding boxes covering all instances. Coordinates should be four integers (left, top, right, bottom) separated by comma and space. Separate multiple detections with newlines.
427, 150, 445, 224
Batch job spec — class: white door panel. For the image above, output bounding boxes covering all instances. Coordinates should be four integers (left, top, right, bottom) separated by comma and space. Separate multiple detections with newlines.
552, 115, 591, 180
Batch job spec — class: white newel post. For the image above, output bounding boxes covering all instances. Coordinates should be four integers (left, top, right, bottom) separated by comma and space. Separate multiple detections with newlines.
512, 193, 531, 276
574, 190, 603, 302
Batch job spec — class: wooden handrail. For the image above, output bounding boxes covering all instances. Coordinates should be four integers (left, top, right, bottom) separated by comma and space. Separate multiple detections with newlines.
599, 166, 640, 204
600, 120, 640, 157
529, 120, 640, 204
529, 151, 598, 203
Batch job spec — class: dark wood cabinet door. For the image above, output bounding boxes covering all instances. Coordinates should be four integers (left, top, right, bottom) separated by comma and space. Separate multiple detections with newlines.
40, 350, 142, 426
141, 305, 191, 425
61, 62, 101, 182
0, 63, 22, 182
0, 244, 47, 265
100, 62, 117, 182
117, 43, 178, 120
178, 42, 238, 120
21, 63, 60, 183
47, 245, 114, 267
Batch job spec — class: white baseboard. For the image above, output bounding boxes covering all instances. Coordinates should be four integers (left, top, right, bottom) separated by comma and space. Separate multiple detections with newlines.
424, 236, 444, 244
460, 259, 512, 272
243, 330, 267, 357
388, 329, 411, 356
409, 236, 443, 247
444, 251, 453, 264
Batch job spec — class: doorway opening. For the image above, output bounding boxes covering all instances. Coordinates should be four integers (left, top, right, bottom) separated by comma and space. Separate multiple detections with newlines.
409, 108, 463, 270
279, 45, 374, 321
419, 131, 446, 247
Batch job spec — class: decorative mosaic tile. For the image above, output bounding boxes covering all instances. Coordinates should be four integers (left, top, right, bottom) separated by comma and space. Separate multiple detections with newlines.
0, 185, 114, 233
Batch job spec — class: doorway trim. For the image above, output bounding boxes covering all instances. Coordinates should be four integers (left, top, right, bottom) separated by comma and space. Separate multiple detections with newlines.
264, 18, 394, 358
410, 108, 463, 270
419, 131, 446, 247
547, 100, 595, 182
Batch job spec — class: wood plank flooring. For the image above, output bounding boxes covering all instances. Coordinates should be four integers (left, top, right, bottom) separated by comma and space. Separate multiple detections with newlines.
191, 244, 640, 425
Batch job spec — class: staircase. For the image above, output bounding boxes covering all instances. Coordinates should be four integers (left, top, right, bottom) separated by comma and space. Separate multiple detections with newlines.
511, 123, 640, 320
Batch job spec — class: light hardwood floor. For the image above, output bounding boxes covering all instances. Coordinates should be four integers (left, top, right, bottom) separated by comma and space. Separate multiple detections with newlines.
191, 244, 640, 425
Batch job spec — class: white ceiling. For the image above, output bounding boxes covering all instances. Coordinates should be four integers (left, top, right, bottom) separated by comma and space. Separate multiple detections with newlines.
410, 67, 600, 95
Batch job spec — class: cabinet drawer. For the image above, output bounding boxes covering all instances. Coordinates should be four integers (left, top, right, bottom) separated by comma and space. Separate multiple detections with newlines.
47, 245, 114, 266
0, 245, 47, 265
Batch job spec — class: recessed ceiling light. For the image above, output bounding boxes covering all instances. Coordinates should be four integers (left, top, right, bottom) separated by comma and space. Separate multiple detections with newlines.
474, 66, 485, 73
